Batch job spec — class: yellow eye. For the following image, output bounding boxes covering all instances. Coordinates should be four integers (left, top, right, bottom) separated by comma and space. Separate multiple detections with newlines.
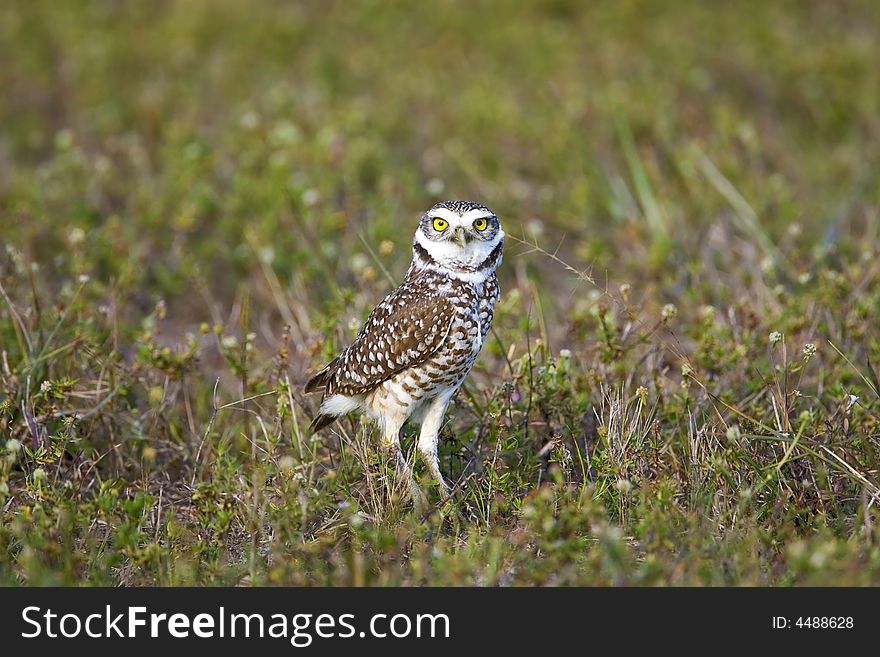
473, 217, 488, 231
432, 217, 448, 231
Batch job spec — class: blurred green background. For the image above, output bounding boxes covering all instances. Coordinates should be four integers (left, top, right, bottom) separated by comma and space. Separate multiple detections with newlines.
3, 0, 878, 328
2, 0, 880, 585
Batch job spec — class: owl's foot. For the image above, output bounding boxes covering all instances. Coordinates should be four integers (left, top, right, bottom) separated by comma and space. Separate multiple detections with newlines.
436, 475, 453, 502
385, 441, 427, 512
408, 477, 428, 513
417, 446, 452, 501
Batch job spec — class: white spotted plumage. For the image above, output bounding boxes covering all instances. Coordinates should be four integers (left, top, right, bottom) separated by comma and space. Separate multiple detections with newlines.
304, 200, 503, 503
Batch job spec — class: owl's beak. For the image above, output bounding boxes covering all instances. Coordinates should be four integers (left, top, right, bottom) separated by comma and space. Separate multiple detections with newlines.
451, 227, 469, 248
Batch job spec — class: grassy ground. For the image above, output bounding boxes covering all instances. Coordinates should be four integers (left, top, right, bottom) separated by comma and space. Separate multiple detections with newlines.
2, 0, 880, 585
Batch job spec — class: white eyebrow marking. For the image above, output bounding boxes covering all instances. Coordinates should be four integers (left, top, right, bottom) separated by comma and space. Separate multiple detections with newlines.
428, 207, 459, 223
462, 208, 495, 221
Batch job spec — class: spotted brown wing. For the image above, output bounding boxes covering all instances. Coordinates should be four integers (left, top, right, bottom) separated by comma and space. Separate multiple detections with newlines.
312, 280, 455, 397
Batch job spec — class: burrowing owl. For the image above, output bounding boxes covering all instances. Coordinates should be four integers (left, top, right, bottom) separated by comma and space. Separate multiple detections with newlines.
305, 200, 503, 501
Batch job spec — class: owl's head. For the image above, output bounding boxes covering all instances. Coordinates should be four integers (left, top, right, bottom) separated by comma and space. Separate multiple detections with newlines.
413, 200, 504, 275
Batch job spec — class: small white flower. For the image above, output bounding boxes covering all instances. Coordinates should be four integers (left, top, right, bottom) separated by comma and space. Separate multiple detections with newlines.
78, 274, 90, 284
40, 381, 52, 393
67, 227, 86, 246
55, 129, 73, 150
220, 335, 238, 349
425, 178, 445, 195
846, 394, 859, 410
526, 218, 545, 237
301, 188, 319, 206
271, 120, 300, 145
259, 246, 275, 265
590, 522, 623, 541
661, 303, 678, 321
559, 349, 572, 359
239, 111, 259, 130
769, 331, 782, 345
803, 343, 817, 361
349, 253, 369, 274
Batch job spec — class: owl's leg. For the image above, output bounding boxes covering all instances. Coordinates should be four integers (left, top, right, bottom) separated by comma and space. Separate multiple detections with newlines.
381, 417, 426, 511
417, 392, 454, 497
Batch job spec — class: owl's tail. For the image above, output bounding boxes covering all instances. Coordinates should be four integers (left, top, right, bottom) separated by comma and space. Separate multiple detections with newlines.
304, 361, 334, 433
309, 412, 337, 433
310, 393, 363, 433
304, 360, 360, 433
304, 360, 335, 394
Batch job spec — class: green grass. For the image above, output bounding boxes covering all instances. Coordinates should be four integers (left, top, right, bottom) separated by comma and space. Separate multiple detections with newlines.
2, 0, 880, 585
